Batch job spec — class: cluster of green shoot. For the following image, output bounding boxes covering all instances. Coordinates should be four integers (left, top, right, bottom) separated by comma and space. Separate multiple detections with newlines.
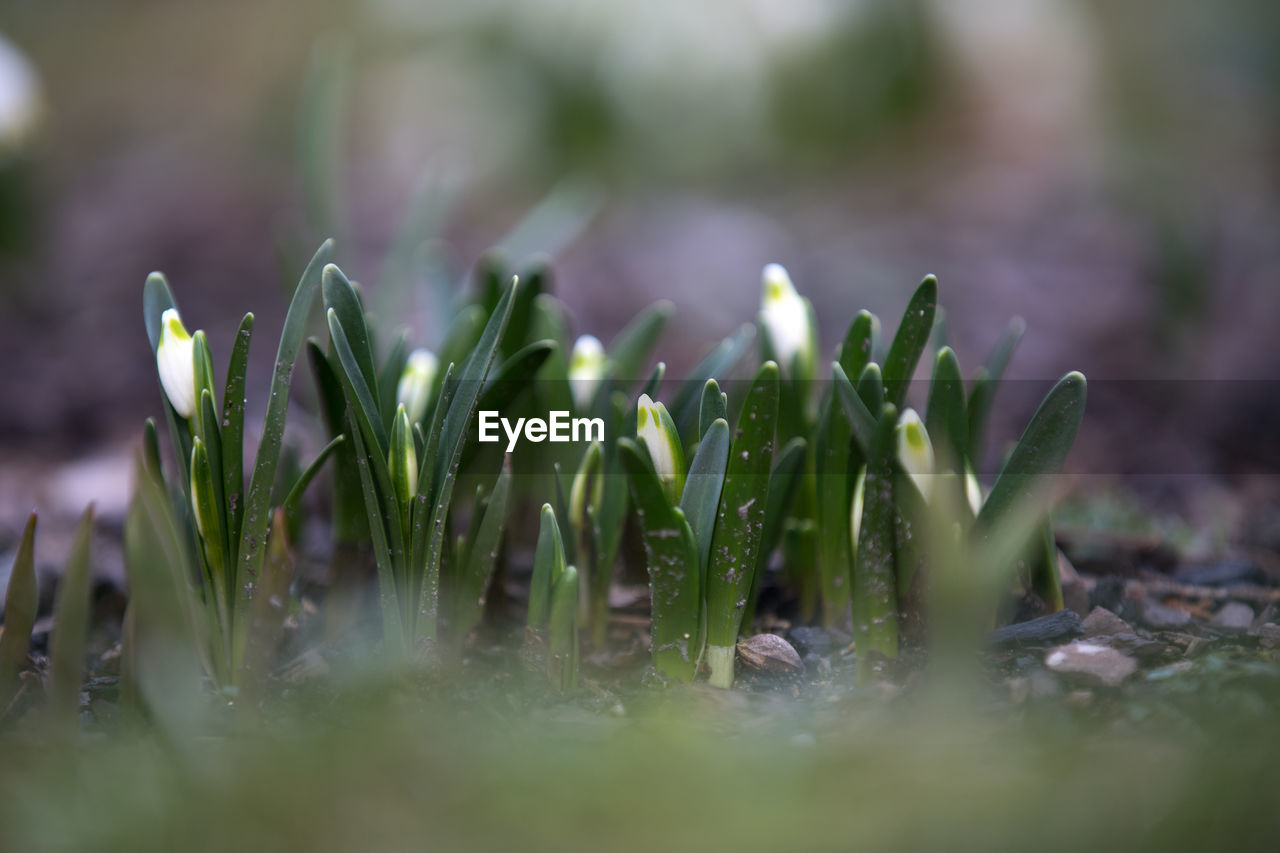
620, 266, 1085, 687
1, 238, 1086, 725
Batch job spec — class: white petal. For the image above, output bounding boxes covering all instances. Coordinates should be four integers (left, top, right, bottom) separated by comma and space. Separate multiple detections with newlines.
157, 309, 196, 418
397, 348, 438, 424
569, 335, 605, 409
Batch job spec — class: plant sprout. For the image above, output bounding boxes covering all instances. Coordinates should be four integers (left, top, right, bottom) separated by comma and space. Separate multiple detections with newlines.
622, 362, 780, 686
136, 240, 340, 690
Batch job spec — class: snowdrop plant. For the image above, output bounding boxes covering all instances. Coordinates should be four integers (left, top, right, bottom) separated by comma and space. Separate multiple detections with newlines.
319, 262, 517, 654
621, 362, 780, 686
527, 504, 579, 689
822, 277, 1087, 683
137, 240, 341, 690
476, 252, 674, 649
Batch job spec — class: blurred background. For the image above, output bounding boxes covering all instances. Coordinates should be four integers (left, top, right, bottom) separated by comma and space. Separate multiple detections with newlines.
1, 0, 1279, 556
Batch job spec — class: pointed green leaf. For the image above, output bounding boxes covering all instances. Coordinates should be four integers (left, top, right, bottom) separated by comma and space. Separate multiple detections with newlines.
699, 379, 728, 440
0, 512, 38, 707
281, 434, 345, 532
417, 281, 517, 641
548, 564, 580, 690
327, 309, 401, 560
839, 310, 875, 383
528, 504, 566, 630
832, 362, 878, 455
321, 264, 378, 398
816, 392, 854, 629
976, 372, 1087, 539
854, 403, 900, 684
345, 414, 404, 654
221, 313, 254, 543
883, 275, 937, 408
926, 346, 968, 468
502, 261, 547, 357
705, 362, 778, 648
680, 417, 730, 578
621, 438, 702, 681
238, 240, 334, 586
49, 505, 95, 723
454, 460, 512, 640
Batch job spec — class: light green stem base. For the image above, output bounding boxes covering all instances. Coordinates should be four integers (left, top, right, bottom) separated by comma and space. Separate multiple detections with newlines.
706, 644, 736, 689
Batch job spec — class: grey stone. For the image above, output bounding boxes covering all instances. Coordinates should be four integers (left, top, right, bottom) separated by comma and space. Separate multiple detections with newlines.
1082, 606, 1132, 637
1045, 641, 1138, 688
1211, 602, 1255, 631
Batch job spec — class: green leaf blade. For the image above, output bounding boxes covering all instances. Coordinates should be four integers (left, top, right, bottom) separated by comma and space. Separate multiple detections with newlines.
704, 362, 779, 648
49, 506, 95, 723
238, 239, 334, 586
883, 275, 937, 409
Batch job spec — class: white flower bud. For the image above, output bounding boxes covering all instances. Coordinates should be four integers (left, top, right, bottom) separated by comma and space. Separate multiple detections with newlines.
390, 404, 418, 503
636, 393, 685, 504
0, 35, 41, 156
895, 409, 935, 502
396, 348, 438, 425
965, 465, 984, 515
850, 466, 867, 548
568, 334, 606, 410
156, 308, 196, 418
760, 263, 816, 382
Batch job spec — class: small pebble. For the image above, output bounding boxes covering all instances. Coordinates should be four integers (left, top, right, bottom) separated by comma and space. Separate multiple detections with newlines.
1210, 602, 1255, 631
1045, 641, 1138, 688
1082, 606, 1132, 637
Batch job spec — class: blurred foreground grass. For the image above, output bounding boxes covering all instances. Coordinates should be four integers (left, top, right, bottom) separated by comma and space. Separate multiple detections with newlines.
2, 663, 1278, 852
